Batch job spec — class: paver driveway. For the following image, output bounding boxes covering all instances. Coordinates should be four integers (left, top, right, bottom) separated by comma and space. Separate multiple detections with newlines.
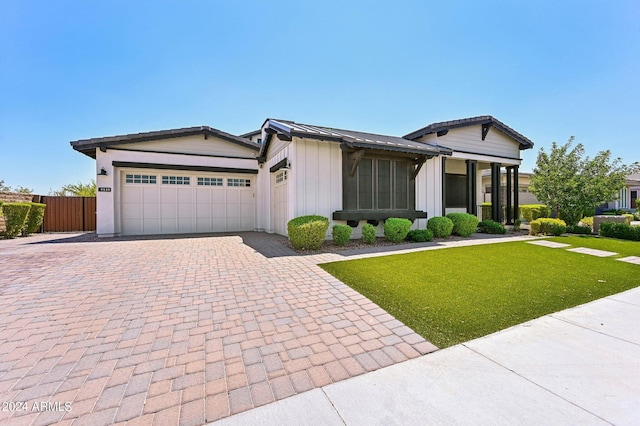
0, 233, 436, 425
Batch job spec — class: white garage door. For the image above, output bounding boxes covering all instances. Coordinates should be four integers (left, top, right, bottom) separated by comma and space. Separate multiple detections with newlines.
121, 170, 255, 235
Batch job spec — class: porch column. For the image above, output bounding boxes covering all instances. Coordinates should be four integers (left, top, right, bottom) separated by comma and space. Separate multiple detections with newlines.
513, 165, 519, 222
441, 157, 447, 216
466, 160, 477, 215
491, 162, 502, 222
506, 166, 513, 224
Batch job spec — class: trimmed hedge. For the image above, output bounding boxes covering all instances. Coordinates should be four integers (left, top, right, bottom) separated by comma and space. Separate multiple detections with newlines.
530, 218, 566, 236
477, 220, 506, 234
332, 224, 352, 246
599, 222, 640, 241
427, 216, 454, 238
2, 203, 31, 238
362, 223, 377, 244
24, 202, 46, 235
287, 215, 329, 250
384, 218, 412, 243
566, 225, 592, 235
406, 229, 433, 242
446, 213, 479, 237
579, 216, 594, 228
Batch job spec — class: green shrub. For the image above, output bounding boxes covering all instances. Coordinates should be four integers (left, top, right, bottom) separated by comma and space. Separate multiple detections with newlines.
24, 202, 46, 235
446, 213, 479, 237
622, 214, 634, 224
2, 203, 31, 238
566, 225, 592, 235
332, 224, 352, 246
530, 218, 566, 236
520, 204, 551, 222
287, 215, 329, 250
580, 216, 594, 228
361, 223, 377, 244
477, 220, 506, 234
384, 218, 412, 243
427, 216, 454, 238
406, 229, 434, 242
599, 222, 640, 241
634, 211, 640, 221
513, 218, 522, 232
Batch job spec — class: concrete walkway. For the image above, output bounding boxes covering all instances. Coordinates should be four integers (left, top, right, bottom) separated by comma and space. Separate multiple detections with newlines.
211, 287, 640, 425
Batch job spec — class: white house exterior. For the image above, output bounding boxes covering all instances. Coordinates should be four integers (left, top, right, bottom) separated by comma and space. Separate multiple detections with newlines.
71, 116, 534, 238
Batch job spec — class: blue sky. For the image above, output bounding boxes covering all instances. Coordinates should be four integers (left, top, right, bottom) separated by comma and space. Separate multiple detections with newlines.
1, 0, 639, 194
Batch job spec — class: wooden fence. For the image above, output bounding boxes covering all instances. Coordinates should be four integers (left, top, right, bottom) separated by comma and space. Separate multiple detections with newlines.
34, 196, 96, 232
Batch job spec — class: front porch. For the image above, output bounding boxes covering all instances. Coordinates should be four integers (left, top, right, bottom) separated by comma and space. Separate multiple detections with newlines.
442, 157, 521, 224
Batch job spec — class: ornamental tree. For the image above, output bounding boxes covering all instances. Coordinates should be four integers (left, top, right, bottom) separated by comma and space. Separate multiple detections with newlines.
51, 180, 96, 196
530, 137, 639, 225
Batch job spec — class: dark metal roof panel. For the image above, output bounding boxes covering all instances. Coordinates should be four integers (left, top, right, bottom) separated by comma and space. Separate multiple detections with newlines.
70, 126, 260, 159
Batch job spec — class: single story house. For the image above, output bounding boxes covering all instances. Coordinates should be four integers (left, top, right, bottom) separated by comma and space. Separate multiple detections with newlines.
70, 115, 534, 238
604, 172, 640, 211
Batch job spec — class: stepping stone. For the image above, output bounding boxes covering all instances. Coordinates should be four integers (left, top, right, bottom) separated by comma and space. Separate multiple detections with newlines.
527, 240, 571, 248
617, 256, 640, 265
567, 247, 617, 257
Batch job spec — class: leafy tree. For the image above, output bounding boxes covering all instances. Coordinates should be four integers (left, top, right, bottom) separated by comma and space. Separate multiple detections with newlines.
52, 180, 97, 196
0, 180, 33, 193
530, 137, 639, 225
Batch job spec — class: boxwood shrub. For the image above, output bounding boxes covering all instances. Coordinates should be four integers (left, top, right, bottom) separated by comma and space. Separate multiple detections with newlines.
24, 202, 46, 235
579, 216, 594, 228
520, 204, 551, 222
477, 220, 506, 234
427, 216, 454, 238
446, 213, 479, 237
599, 222, 640, 241
362, 223, 377, 244
530, 218, 566, 236
332, 224, 352, 246
383, 218, 412, 243
2, 202, 31, 238
287, 215, 329, 250
406, 229, 433, 242
566, 224, 592, 235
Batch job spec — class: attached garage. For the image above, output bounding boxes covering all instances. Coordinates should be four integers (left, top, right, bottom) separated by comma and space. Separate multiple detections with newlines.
120, 169, 255, 235
70, 126, 261, 237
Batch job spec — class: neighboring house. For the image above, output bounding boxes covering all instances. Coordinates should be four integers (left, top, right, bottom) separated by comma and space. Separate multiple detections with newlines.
605, 172, 640, 211
70, 115, 534, 238
481, 170, 540, 205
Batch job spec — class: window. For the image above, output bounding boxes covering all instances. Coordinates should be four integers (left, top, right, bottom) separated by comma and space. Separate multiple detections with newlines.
445, 174, 466, 208
197, 177, 223, 186
125, 174, 156, 184
355, 157, 409, 210
162, 176, 190, 185
275, 170, 287, 184
228, 178, 251, 187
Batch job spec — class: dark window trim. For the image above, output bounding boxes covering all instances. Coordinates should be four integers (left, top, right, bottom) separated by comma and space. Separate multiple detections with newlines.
112, 161, 258, 174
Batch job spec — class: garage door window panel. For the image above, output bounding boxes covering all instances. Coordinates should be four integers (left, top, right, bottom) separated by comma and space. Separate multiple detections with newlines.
126, 174, 156, 184
198, 177, 223, 186
228, 178, 251, 187
162, 176, 190, 185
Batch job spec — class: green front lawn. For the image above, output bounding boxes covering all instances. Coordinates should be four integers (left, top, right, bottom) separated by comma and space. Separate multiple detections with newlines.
320, 237, 640, 348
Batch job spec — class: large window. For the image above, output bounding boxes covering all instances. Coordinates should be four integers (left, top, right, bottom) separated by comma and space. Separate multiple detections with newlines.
355, 157, 410, 210
445, 174, 466, 208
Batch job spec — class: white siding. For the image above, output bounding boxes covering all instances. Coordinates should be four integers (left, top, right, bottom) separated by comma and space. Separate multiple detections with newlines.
421, 156, 443, 220
417, 125, 520, 159
292, 138, 342, 237
120, 134, 257, 158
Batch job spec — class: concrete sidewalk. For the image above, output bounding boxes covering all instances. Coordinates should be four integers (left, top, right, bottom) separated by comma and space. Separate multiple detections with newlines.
211, 287, 640, 425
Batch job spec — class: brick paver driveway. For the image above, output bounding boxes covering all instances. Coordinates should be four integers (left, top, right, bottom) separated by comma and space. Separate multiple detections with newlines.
0, 232, 436, 425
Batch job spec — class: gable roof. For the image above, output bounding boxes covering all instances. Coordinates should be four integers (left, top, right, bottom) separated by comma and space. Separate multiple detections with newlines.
70, 126, 261, 159
403, 115, 534, 150
239, 129, 261, 138
259, 119, 448, 159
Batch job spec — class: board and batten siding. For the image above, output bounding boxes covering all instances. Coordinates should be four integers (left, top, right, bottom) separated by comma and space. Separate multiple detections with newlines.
260, 144, 293, 234
118, 135, 257, 158
292, 138, 342, 237
417, 125, 520, 160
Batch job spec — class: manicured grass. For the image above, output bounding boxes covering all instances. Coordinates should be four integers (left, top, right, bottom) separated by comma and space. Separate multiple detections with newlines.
320, 239, 640, 348
548, 235, 640, 258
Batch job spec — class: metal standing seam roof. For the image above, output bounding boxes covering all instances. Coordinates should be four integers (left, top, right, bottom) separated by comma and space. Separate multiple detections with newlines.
403, 115, 535, 150
70, 126, 261, 159
262, 119, 447, 157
